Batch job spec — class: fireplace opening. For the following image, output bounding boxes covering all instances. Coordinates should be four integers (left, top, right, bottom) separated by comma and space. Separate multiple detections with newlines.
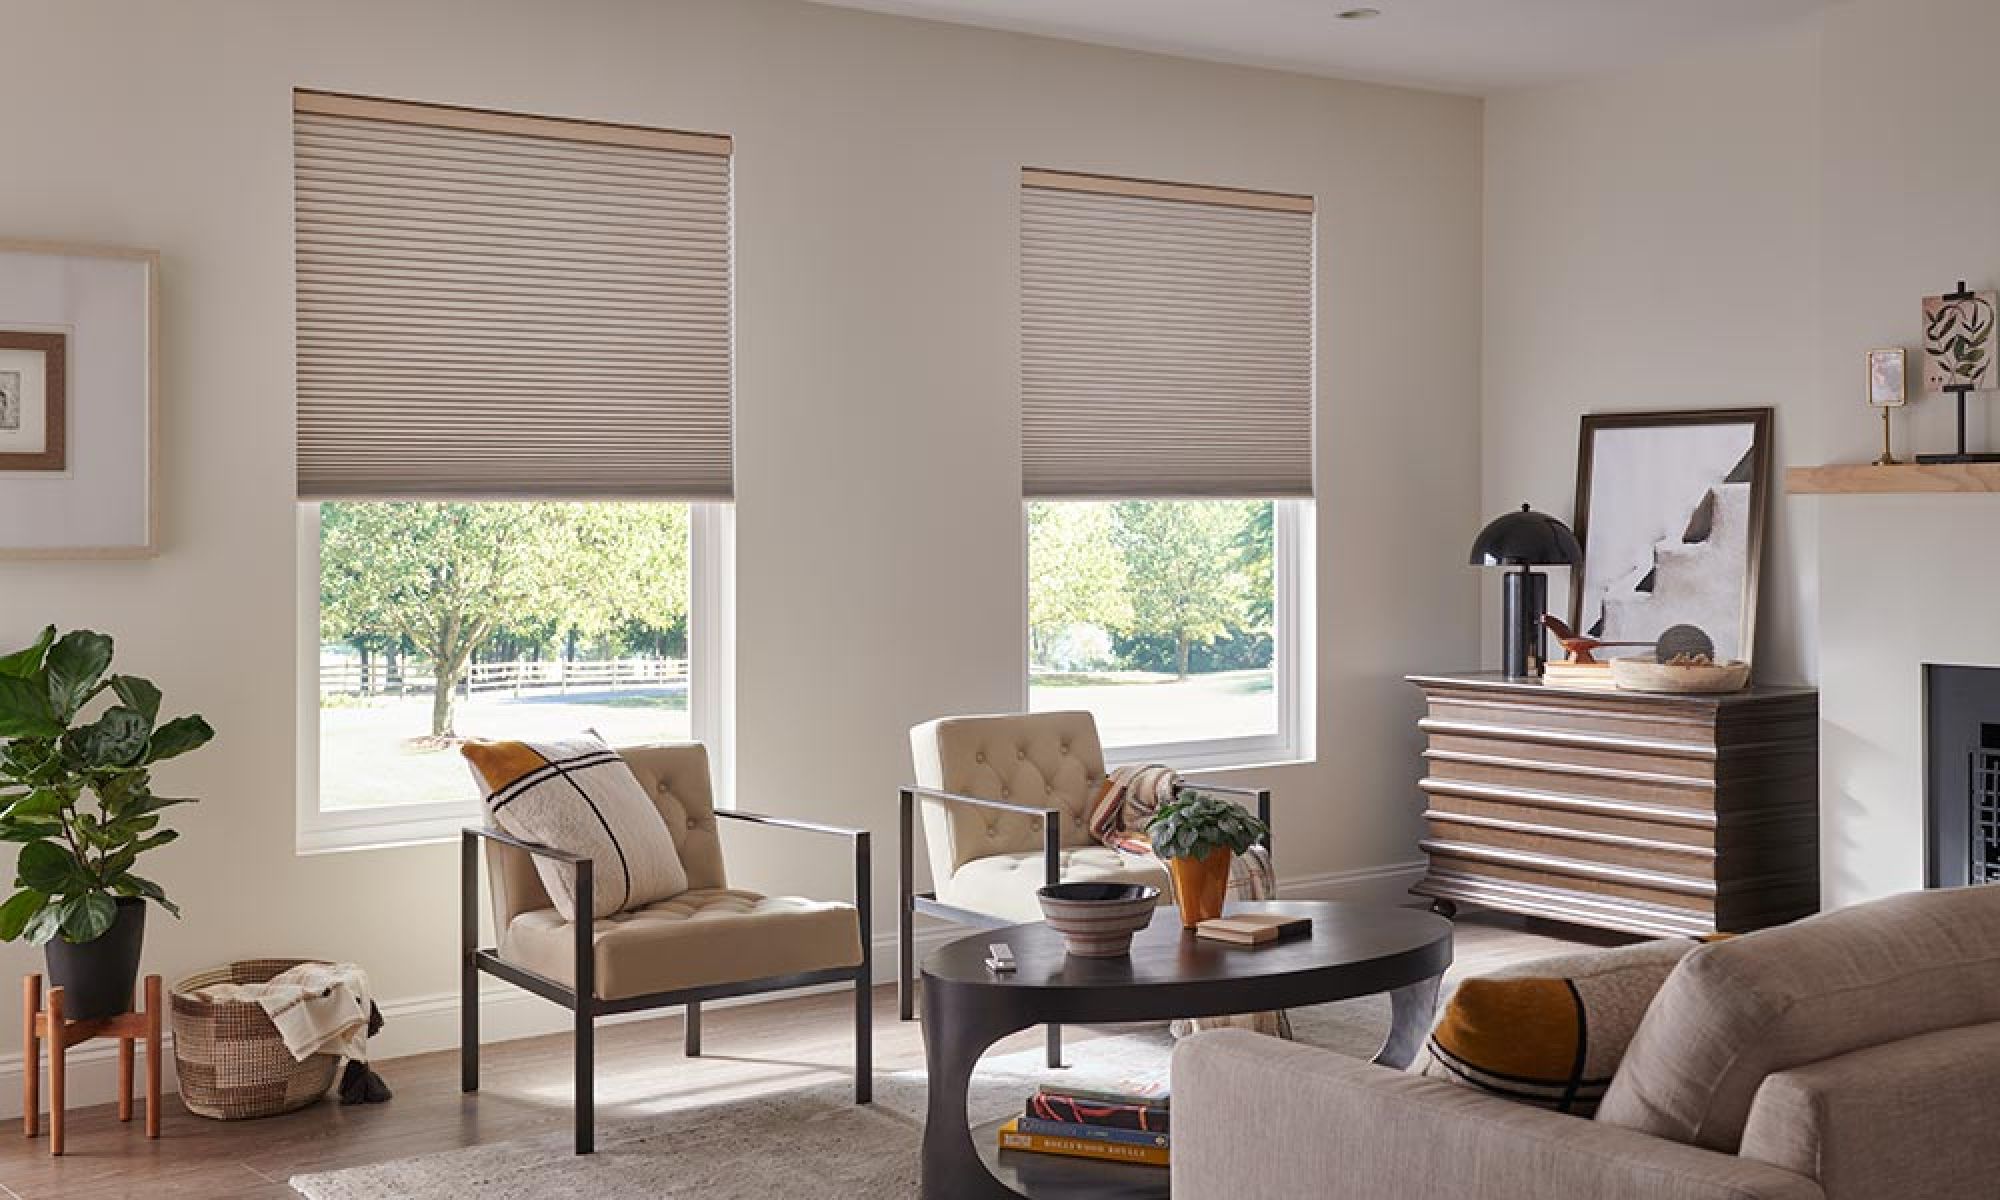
1924, 665, 2000, 887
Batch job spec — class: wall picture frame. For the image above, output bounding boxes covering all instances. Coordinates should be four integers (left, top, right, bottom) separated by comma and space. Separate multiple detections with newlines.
0, 241, 158, 558
0, 330, 66, 471
1569, 408, 1773, 666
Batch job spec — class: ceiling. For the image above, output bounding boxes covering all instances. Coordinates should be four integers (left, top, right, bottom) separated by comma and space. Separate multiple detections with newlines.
802, 0, 1832, 94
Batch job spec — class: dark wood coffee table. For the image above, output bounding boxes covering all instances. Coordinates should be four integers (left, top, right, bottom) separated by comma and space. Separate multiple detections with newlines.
919, 900, 1452, 1200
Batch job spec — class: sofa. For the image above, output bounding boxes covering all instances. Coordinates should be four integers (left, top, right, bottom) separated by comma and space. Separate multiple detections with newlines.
1172, 884, 2000, 1200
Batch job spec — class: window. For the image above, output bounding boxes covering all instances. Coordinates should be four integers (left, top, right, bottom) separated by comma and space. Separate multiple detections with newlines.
1020, 170, 1314, 766
299, 502, 729, 850
292, 93, 734, 848
1027, 499, 1304, 765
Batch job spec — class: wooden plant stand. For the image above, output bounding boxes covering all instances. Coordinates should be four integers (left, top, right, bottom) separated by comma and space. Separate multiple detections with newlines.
23, 973, 162, 1155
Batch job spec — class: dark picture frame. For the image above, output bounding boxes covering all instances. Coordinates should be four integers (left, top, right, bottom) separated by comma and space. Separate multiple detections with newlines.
1569, 408, 1773, 665
0, 330, 67, 472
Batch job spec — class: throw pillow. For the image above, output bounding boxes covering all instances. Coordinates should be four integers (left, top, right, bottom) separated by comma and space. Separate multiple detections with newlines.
1411, 937, 1699, 1116
463, 735, 689, 922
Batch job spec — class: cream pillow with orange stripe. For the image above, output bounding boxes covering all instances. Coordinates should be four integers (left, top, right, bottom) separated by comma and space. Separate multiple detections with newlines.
1412, 937, 1700, 1116
463, 735, 688, 922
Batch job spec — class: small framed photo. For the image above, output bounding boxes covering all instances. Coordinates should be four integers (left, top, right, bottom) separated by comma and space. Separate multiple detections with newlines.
0, 331, 67, 471
1867, 347, 1907, 409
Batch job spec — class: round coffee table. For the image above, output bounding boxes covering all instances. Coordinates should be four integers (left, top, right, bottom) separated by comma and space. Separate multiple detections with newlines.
918, 899, 1452, 1200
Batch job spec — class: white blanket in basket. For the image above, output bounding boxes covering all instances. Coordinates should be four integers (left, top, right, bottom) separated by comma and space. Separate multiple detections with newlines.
194, 963, 376, 1062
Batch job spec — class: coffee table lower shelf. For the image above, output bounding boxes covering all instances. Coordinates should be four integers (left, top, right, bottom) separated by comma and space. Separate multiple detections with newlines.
972, 1117, 1170, 1200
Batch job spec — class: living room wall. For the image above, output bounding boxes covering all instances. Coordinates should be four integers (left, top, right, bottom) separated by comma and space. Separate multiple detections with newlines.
1485, 0, 2000, 907
0, 0, 1482, 1097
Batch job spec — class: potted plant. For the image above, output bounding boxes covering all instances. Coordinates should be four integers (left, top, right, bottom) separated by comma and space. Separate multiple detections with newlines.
1145, 791, 1269, 928
0, 627, 212, 1019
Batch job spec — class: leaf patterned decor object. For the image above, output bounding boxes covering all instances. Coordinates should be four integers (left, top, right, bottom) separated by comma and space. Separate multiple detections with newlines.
1923, 290, 2000, 393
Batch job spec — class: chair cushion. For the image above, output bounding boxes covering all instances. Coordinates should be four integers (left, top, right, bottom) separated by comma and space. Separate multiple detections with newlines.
1597, 884, 2000, 1153
1413, 937, 1699, 1116
464, 735, 689, 921
502, 888, 864, 1000
938, 845, 1170, 924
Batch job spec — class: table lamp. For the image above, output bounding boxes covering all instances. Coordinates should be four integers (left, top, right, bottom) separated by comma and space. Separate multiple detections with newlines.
1469, 504, 1584, 680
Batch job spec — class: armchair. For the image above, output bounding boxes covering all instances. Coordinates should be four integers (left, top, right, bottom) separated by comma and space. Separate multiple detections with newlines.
461, 743, 871, 1154
899, 711, 1270, 1066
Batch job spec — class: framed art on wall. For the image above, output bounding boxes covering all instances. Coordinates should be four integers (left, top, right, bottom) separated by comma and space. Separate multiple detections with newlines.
0, 330, 65, 471
0, 241, 157, 558
1569, 408, 1773, 665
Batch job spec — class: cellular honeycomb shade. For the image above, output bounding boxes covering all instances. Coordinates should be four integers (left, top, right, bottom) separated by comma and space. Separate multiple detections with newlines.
293, 91, 733, 500
1020, 169, 1314, 499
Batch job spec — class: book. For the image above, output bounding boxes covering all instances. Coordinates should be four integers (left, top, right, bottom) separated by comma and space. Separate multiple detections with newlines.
1034, 1078, 1170, 1108
1543, 662, 1619, 691
1015, 1116, 1170, 1148
1026, 1091, 1171, 1133
1195, 912, 1312, 946
997, 1118, 1169, 1167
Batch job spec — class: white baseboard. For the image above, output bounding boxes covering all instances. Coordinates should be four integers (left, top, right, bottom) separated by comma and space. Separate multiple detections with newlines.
0, 860, 1427, 1120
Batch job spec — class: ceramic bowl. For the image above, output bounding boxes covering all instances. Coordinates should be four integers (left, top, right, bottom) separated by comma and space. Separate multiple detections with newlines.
1035, 883, 1162, 957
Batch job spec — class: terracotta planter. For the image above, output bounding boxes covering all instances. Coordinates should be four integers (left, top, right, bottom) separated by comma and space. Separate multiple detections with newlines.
1166, 848, 1232, 928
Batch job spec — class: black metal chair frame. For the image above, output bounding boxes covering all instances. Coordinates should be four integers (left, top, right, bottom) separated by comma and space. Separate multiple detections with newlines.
462, 813, 873, 1155
896, 781, 1271, 1067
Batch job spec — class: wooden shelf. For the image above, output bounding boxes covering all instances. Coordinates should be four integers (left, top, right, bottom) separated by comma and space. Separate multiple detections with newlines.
1785, 462, 2000, 494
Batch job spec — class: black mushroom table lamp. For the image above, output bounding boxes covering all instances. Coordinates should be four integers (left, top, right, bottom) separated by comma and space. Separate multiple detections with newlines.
1470, 504, 1584, 680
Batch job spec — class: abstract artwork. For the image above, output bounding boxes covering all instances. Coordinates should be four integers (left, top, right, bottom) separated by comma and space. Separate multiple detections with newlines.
1570, 410, 1772, 665
1923, 289, 1998, 393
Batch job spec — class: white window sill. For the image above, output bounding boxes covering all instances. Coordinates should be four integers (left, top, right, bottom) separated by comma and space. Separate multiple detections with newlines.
1104, 736, 1307, 775
297, 807, 477, 856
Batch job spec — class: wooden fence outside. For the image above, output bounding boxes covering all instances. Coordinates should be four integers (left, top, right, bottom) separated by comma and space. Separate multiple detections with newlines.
319, 656, 687, 699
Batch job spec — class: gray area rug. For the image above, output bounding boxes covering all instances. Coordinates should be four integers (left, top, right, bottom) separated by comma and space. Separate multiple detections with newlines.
289, 997, 1388, 1199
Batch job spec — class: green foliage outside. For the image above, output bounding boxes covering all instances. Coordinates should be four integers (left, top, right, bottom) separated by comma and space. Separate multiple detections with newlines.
320, 503, 690, 737
1029, 500, 1273, 681
0, 627, 214, 946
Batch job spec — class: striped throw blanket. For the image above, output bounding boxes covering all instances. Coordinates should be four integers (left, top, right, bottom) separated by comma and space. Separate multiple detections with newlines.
1088, 764, 1289, 1039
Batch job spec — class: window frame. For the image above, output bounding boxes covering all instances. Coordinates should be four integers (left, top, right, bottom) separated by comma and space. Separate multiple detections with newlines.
294, 501, 733, 854
1020, 497, 1311, 772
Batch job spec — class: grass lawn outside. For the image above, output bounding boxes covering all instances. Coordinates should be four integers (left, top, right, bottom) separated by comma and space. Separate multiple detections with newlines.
318, 685, 691, 811
1028, 667, 1275, 748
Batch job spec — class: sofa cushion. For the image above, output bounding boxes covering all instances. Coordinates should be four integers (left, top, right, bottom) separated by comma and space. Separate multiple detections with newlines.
503, 888, 863, 1000
938, 844, 1171, 924
464, 735, 689, 921
1413, 937, 1698, 1116
1597, 884, 2000, 1153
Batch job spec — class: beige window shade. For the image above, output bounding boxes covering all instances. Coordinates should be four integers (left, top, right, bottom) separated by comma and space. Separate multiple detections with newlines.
293, 91, 733, 500
1021, 169, 1314, 499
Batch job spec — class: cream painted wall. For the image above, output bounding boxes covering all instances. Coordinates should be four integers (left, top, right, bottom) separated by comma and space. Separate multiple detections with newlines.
1483, 18, 1824, 688
0, 0, 1483, 1082
1487, 0, 2000, 907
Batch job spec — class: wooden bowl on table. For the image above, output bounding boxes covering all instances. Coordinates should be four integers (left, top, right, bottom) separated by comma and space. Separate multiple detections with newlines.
1035, 883, 1161, 957
1609, 656, 1751, 694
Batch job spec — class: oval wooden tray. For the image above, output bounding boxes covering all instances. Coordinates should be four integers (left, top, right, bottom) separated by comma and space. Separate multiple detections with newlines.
1610, 656, 1751, 694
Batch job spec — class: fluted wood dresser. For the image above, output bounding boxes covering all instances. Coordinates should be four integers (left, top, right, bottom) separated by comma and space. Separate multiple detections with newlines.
1408, 672, 1819, 938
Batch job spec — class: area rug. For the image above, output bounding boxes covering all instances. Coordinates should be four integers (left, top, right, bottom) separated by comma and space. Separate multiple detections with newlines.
288, 996, 1388, 1199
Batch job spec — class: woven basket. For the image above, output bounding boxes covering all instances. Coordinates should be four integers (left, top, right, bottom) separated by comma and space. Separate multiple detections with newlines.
170, 958, 341, 1120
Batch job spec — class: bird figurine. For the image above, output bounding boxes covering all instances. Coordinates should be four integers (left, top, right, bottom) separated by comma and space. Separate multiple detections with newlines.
1541, 614, 1650, 665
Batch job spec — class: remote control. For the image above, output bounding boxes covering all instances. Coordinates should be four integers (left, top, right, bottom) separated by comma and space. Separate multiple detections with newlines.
986, 942, 1016, 973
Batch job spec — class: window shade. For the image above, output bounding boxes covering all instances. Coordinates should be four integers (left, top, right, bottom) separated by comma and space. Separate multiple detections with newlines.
1020, 169, 1314, 499
293, 91, 733, 500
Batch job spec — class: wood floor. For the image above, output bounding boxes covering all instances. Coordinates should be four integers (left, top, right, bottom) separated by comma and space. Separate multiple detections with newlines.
0, 913, 1621, 1199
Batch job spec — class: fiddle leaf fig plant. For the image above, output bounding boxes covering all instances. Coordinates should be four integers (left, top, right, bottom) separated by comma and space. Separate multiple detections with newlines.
0, 627, 213, 946
1144, 791, 1268, 862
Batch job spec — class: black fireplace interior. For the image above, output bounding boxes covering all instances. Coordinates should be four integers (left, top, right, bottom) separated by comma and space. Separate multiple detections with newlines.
1924, 665, 2000, 887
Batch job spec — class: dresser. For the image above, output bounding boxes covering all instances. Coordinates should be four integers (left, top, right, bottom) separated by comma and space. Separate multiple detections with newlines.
1408, 672, 1819, 938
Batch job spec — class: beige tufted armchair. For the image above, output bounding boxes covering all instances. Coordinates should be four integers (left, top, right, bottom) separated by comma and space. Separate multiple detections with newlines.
899, 711, 1271, 1066
462, 743, 871, 1155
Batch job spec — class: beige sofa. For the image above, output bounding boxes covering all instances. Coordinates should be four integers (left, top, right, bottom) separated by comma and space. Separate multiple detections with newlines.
1172, 885, 2000, 1200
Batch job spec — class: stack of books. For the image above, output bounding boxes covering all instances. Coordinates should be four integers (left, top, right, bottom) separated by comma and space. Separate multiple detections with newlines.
996, 1081, 1171, 1168
1195, 911, 1312, 946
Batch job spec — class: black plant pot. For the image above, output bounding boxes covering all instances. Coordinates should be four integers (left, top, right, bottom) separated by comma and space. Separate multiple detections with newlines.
44, 898, 146, 1020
